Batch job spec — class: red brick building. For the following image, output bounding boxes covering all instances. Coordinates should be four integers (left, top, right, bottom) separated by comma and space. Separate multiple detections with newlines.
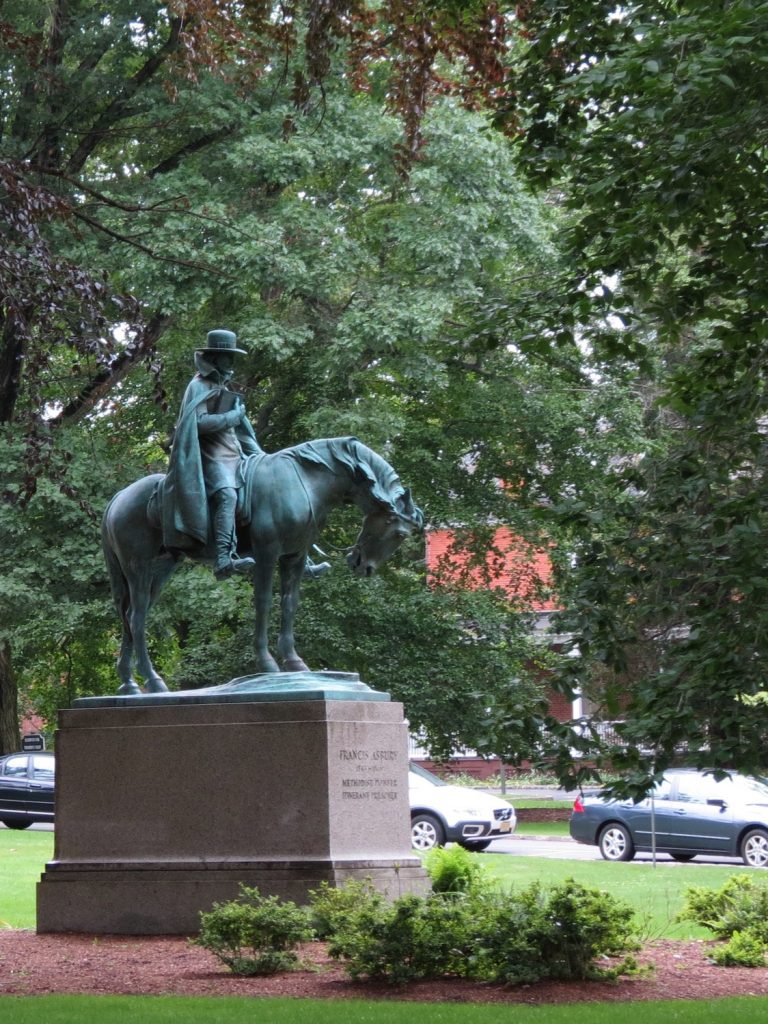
412, 527, 577, 775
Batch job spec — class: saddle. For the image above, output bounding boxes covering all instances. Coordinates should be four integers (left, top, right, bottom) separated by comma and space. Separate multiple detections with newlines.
146, 453, 267, 539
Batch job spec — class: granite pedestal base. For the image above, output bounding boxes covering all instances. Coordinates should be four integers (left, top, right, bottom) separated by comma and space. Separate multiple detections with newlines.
37, 694, 428, 934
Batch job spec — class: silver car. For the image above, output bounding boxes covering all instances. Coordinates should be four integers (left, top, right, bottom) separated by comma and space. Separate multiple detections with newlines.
409, 763, 516, 852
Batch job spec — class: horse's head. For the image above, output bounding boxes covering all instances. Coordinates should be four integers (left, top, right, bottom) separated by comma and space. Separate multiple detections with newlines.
346, 488, 424, 578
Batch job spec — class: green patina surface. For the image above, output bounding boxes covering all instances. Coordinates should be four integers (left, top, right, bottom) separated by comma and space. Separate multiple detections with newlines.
72, 671, 390, 707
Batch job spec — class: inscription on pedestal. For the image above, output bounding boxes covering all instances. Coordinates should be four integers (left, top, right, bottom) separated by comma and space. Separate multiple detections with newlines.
339, 747, 401, 803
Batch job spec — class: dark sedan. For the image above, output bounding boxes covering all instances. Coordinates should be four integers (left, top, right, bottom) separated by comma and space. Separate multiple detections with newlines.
570, 768, 768, 867
0, 751, 55, 829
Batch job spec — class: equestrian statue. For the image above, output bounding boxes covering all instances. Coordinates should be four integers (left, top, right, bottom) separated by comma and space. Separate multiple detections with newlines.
101, 329, 423, 695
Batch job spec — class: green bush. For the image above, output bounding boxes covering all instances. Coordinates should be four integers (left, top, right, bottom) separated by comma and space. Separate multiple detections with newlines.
476, 880, 641, 985
325, 878, 641, 986
679, 874, 768, 943
327, 891, 484, 984
711, 929, 766, 968
424, 844, 490, 895
196, 885, 314, 976
307, 879, 385, 939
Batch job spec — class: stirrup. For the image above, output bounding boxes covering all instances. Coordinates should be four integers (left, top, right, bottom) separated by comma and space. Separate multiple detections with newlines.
214, 556, 256, 581
303, 558, 331, 579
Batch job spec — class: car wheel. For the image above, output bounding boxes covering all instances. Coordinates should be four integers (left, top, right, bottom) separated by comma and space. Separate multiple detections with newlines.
598, 823, 635, 862
1, 820, 31, 830
458, 839, 492, 852
670, 853, 696, 862
741, 829, 768, 868
411, 813, 446, 852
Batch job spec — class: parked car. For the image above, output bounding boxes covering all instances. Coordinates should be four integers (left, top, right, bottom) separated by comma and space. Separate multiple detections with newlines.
0, 751, 55, 829
408, 762, 516, 852
570, 768, 768, 867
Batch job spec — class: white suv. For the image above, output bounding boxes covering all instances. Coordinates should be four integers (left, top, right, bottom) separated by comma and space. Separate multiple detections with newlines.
408, 762, 516, 852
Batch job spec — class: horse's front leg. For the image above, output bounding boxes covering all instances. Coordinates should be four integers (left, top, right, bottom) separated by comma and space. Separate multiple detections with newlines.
116, 622, 140, 696
276, 553, 310, 672
252, 554, 281, 674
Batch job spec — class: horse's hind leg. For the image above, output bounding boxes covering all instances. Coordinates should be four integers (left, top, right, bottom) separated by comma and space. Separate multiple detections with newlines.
277, 554, 310, 673
104, 540, 141, 694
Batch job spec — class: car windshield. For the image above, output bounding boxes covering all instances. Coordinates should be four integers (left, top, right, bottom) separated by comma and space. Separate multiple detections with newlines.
409, 762, 446, 787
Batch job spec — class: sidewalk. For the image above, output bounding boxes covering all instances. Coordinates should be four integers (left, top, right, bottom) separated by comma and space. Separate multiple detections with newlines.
479, 786, 578, 801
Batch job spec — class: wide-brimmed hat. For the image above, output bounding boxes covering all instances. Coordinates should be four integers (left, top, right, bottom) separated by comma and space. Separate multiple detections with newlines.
198, 329, 247, 355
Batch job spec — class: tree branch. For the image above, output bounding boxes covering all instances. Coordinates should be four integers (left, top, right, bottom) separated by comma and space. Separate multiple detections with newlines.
49, 311, 172, 426
148, 126, 234, 177
71, 207, 226, 275
65, 16, 184, 174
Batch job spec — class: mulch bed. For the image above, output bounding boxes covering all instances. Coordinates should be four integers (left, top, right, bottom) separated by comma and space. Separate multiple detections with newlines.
1, 932, 767, 1003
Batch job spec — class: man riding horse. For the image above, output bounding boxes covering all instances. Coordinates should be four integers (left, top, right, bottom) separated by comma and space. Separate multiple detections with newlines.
161, 329, 326, 581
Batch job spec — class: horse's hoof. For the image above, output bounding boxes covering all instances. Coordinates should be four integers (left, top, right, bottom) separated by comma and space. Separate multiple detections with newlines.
117, 681, 141, 696
146, 677, 169, 693
281, 659, 310, 673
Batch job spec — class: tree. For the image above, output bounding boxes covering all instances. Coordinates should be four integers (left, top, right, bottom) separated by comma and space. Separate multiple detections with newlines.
497, 0, 768, 787
0, 1, 652, 767
0, 2, 570, 757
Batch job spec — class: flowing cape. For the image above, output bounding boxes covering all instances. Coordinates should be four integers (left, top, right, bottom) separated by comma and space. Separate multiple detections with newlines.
161, 375, 261, 550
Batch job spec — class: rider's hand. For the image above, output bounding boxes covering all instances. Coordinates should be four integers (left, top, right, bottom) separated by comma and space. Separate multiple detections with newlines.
225, 404, 244, 428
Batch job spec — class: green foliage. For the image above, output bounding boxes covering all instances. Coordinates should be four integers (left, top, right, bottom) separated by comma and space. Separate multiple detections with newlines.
326, 891, 484, 984
423, 844, 489, 895
0, 0, 649, 774
679, 875, 768, 943
306, 879, 385, 940
195, 886, 313, 976
495, 0, 768, 784
711, 930, 767, 969
325, 879, 641, 985
477, 881, 641, 985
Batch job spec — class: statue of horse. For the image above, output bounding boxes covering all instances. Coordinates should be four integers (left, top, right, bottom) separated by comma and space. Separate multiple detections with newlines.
101, 437, 423, 695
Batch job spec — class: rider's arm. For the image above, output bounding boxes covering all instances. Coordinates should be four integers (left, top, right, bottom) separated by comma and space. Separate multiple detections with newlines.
196, 402, 244, 435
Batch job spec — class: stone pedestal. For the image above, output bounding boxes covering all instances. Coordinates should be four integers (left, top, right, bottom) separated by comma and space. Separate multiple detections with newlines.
37, 686, 428, 934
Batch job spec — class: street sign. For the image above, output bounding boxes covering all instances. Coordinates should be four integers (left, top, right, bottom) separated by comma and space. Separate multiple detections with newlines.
21, 733, 45, 751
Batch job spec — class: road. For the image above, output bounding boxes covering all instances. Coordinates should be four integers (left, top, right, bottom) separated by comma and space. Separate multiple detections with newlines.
488, 834, 749, 866
3, 823, 750, 867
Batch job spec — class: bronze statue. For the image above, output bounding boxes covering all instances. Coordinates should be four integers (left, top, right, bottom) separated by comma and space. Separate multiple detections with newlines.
101, 334, 424, 694
162, 329, 261, 580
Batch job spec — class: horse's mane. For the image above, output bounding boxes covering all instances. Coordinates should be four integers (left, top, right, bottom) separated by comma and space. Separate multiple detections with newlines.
287, 436, 405, 511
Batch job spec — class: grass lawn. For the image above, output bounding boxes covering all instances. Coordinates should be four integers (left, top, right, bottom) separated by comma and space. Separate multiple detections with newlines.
481, 853, 745, 939
0, 829, 53, 928
514, 820, 570, 837
0, 827, 749, 940
510, 798, 573, 809
4, 999, 768, 1024
2, 829, 768, 1020
4, 995, 768, 1024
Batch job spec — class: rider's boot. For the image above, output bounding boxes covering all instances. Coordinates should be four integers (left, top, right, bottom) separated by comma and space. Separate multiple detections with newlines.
212, 487, 256, 580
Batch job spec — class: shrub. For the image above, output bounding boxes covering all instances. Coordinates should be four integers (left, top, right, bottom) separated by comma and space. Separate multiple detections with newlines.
325, 878, 641, 986
424, 844, 490, 895
307, 879, 385, 939
711, 929, 767, 968
196, 885, 314, 976
327, 891, 486, 984
679, 874, 768, 943
476, 880, 641, 984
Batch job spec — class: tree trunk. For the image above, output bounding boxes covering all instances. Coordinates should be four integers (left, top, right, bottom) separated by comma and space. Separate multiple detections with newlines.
0, 641, 20, 755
